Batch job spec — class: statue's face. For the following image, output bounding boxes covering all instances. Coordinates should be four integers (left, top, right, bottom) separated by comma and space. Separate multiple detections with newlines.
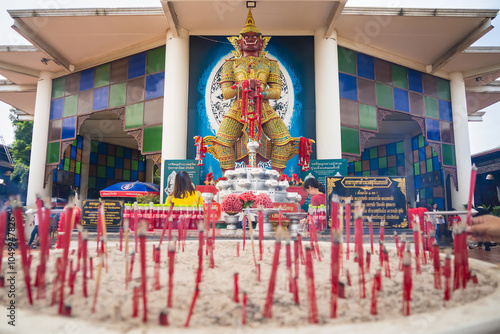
238, 32, 263, 52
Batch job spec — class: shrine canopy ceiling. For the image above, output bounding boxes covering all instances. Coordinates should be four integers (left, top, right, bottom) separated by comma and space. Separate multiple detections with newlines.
0, 1, 498, 116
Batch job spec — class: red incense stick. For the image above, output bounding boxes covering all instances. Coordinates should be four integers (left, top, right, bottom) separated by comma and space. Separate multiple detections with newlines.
197, 227, 204, 286
234, 272, 239, 303
366, 250, 371, 273
305, 246, 318, 323
402, 252, 412, 316
297, 234, 305, 265
331, 231, 340, 318
242, 215, 246, 251
82, 231, 88, 297
242, 292, 247, 325
263, 238, 282, 318
371, 270, 381, 315
237, 241, 240, 257
258, 210, 264, 261
159, 309, 169, 326
167, 242, 176, 307
345, 197, 351, 260
444, 250, 451, 301
293, 276, 300, 305
13, 202, 33, 305
89, 256, 94, 279
132, 286, 139, 317
154, 246, 161, 291
383, 246, 391, 278
119, 227, 123, 252
184, 287, 200, 327
138, 226, 148, 323
286, 241, 293, 293
433, 241, 441, 289
294, 239, 300, 279
368, 217, 374, 254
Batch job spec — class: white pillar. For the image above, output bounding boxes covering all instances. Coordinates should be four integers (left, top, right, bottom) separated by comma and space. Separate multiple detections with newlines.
314, 28, 342, 159
160, 29, 190, 202
26, 71, 53, 207
449, 72, 472, 210
145, 159, 154, 183
78, 135, 91, 204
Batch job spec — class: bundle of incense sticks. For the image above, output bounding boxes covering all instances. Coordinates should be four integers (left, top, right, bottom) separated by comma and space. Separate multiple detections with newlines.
234, 272, 239, 303
59, 202, 77, 313
383, 246, 391, 278
371, 269, 382, 315
153, 246, 161, 291
330, 194, 340, 230
330, 231, 341, 318
242, 292, 248, 325
167, 240, 176, 308
138, 224, 148, 323
305, 246, 318, 323
413, 223, 421, 275
35, 196, 51, 300
354, 202, 366, 298
402, 251, 412, 316
82, 230, 89, 297
345, 198, 351, 260
433, 241, 441, 289
368, 217, 374, 255
262, 233, 282, 318
12, 199, 33, 305
444, 249, 452, 301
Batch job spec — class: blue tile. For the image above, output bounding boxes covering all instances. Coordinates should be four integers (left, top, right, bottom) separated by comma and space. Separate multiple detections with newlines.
396, 153, 405, 166
348, 162, 354, 173
370, 158, 378, 170
98, 142, 108, 155
79, 68, 95, 91
439, 99, 452, 122
50, 98, 64, 120
124, 148, 132, 159
93, 86, 109, 111
435, 198, 444, 210
61, 117, 76, 140
426, 118, 441, 142
58, 159, 64, 169
433, 156, 440, 171
106, 167, 115, 179
90, 152, 98, 165
419, 147, 426, 161
356, 53, 374, 80
393, 88, 409, 112
387, 143, 396, 156
355, 171, 362, 176
97, 177, 106, 189
77, 135, 83, 149
379, 168, 388, 176
145, 72, 164, 100
426, 188, 433, 198
53, 169, 57, 182
131, 170, 138, 181
414, 175, 420, 189
361, 149, 370, 160
138, 161, 145, 172
71, 146, 77, 159
408, 69, 423, 93
75, 174, 80, 187
412, 136, 419, 150
116, 157, 124, 169
339, 73, 358, 101
128, 53, 146, 79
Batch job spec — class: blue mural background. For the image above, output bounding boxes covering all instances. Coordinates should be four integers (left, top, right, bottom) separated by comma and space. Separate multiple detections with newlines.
187, 36, 316, 183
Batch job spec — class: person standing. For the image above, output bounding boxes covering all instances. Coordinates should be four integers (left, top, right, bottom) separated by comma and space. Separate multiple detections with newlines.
165, 171, 204, 206
432, 203, 445, 243
303, 177, 326, 207
27, 209, 39, 248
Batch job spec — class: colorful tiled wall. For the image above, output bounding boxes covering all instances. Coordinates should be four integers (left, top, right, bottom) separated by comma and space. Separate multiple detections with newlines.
338, 47, 456, 174
88, 141, 146, 191
52, 136, 83, 187
46, 46, 166, 166
347, 141, 406, 176
412, 134, 445, 209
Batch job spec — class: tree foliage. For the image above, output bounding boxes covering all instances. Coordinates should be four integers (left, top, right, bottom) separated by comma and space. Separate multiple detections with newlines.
9, 109, 33, 189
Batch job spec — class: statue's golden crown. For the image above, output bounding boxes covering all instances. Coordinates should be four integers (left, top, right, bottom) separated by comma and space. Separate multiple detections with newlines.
228, 8, 270, 58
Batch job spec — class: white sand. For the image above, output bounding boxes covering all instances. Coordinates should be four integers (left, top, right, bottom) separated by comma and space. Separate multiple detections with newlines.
0, 238, 498, 334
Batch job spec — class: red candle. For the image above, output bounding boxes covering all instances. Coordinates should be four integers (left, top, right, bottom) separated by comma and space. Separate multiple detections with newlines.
286, 241, 293, 293
368, 217, 374, 254
444, 250, 451, 301
242, 292, 248, 325
366, 250, 371, 273
132, 286, 139, 317
370, 270, 381, 315
234, 272, 239, 303
59, 205, 77, 314
402, 252, 412, 316
453, 226, 463, 291
184, 287, 200, 327
331, 232, 340, 318
330, 194, 339, 230
263, 238, 282, 318
167, 242, 176, 307
413, 222, 421, 275
305, 246, 319, 324
345, 197, 351, 260
398, 234, 406, 271
154, 246, 161, 291
159, 309, 169, 326
12, 202, 33, 305
433, 241, 441, 289
383, 246, 391, 279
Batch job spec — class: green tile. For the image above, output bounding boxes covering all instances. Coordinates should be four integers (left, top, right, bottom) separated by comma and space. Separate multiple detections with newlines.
125, 103, 144, 130
437, 78, 451, 101
147, 46, 166, 74
94, 63, 111, 88
107, 156, 115, 167
116, 146, 124, 158
123, 169, 131, 181
426, 159, 433, 172
388, 167, 397, 176
354, 161, 362, 172
63, 95, 78, 117
414, 162, 420, 175
392, 64, 408, 89
131, 160, 139, 171
432, 148, 437, 157
73, 139, 77, 146
420, 189, 426, 198
359, 104, 377, 131
379, 157, 387, 169
52, 77, 66, 99
376, 83, 393, 109
442, 144, 456, 166
91, 141, 99, 153
341, 127, 359, 155
63, 158, 70, 171
76, 161, 81, 174
88, 177, 96, 188
338, 47, 356, 75
143, 125, 163, 153
109, 83, 126, 108
418, 135, 425, 148
396, 141, 405, 154
46, 142, 60, 164
97, 166, 106, 178
370, 147, 378, 159
424, 96, 439, 119
426, 198, 433, 205
362, 170, 370, 176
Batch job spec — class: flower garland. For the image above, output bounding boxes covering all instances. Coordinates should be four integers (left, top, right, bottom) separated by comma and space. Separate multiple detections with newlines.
221, 194, 243, 215
252, 193, 273, 209
298, 137, 314, 171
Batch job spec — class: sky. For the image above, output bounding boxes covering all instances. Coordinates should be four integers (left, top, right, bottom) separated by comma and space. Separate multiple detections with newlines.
0, 0, 499, 155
